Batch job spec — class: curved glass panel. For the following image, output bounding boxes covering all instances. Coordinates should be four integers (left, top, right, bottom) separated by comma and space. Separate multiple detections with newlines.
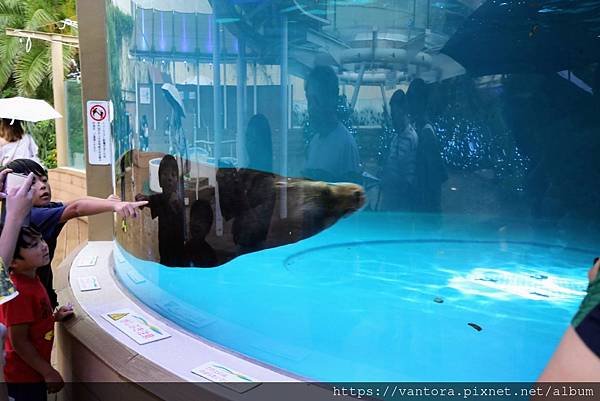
107, 0, 600, 380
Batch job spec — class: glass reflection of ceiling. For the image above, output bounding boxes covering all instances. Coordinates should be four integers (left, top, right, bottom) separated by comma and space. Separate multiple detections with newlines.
115, 0, 212, 13
127, 1, 481, 48
126, 1, 479, 82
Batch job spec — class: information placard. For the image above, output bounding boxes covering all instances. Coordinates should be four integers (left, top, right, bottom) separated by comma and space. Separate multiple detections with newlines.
86, 100, 111, 165
102, 309, 171, 345
78, 276, 101, 292
192, 362, 259, 393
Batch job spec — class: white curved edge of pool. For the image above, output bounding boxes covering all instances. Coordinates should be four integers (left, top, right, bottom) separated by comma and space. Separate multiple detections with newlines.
64, 241, 350, 395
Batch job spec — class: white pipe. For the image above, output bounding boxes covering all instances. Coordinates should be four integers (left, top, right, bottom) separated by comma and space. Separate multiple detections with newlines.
339, 48, 432, 67
152, 60, 157, 130
134, 62, 139, 150
350, 62, 366, 110
253, 62, 257, 115
280, 14, 288, 219
236, 39, 246, 166
380, 84, 388, 114
212, 13, 223, 236
196, 61, 200, 146
223, 62, 227, 130
340, 70, 406, 85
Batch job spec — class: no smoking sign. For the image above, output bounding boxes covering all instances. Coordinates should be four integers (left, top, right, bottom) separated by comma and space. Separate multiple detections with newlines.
86, 101, 111, 165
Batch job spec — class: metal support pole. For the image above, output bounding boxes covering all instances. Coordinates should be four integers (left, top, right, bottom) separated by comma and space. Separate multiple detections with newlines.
152, 59, 157, 130
134, 62, 139, 151
350, 62, 366, 110
253, 61, 258, 115
196, 60, 201, 147
236, 38, 247, 166
380, 84, 388, 116
427, 0, 431, 30
223, 63, 228, 131
279, 15, 288, 218
212, 13, 224, 235
289, 83, 293, 130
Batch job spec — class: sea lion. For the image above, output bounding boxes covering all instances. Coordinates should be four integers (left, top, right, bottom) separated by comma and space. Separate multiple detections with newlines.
214, 167, 366, 262
117, 150, 366, 267
269, 178, 366, 242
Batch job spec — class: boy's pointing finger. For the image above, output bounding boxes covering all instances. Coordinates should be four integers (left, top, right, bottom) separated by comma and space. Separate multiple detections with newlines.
132, 201, 149, 208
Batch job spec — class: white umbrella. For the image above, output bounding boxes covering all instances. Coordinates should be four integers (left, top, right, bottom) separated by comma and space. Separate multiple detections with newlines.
0, 96, 62, 122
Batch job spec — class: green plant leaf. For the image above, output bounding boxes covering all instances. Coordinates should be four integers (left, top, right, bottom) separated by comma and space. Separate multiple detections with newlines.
14, 43, 50, 96
0, 37, 18, 87
26, 7, 56, 31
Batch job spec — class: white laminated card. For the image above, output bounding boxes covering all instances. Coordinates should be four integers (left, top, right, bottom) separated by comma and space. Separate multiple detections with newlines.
191, 362, 260, 393
102, 309, 170, 345
78, 276, 101, 292
76, 255, 98, 267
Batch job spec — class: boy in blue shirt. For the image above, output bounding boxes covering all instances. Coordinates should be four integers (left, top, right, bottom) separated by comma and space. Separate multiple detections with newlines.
4, 159, 146, 307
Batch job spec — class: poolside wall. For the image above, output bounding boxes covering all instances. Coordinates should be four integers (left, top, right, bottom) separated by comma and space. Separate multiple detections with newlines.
48, 167, 89, 268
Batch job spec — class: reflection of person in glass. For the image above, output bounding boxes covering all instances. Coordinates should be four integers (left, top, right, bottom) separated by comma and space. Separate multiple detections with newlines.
407, 78, 448, 213
184, 200, 217, 267
217, 114, 276, 252
140, 115, 149, 152
303, 66, 361, 183
380, 89, 418, 211
135, 155, 185, 267
245, 114, 273, 172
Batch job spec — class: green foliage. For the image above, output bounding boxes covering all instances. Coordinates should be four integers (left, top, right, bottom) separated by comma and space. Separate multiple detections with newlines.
0, 0, 77, 99
30, 119, 57, 169
0, 0, 80, 170
14, 43, 49, 95
66, 79, 83, 165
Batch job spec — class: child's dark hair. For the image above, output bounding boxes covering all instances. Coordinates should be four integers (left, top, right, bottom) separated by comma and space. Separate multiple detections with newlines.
158, 155, 179, 176
0, 224, 43, 264
13, 226, 43, 261
5, 158, 47, 178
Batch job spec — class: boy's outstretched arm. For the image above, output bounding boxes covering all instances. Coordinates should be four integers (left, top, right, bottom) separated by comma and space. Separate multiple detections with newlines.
0, 172, 34, 267
59, 198, 148, 224
8, 325, 64, 393
62, 194, 121, 206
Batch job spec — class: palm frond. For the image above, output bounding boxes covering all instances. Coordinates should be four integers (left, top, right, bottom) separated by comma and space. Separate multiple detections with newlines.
2, 0, 26, 11
0, 0, 25, 27
0, 36, 19, 87
0, 35, 23, 61
62, 45, 76, 75
14, 43, 50, 96
1, 0, 78, 98
0, 0, 25, 16
26, 7, 57, 31
0, 60, 13, 88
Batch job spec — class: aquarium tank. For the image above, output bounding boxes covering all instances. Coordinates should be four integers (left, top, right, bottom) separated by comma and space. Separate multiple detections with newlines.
106, 0, 600, 381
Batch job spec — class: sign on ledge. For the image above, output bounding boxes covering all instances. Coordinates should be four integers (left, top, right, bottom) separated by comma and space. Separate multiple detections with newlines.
192, 362, 259, 393
86, 100, 111, 165
102, 309, 171, 345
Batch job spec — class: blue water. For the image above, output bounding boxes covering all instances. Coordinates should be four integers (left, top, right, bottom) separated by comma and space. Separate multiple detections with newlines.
114, 212, 594, 381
